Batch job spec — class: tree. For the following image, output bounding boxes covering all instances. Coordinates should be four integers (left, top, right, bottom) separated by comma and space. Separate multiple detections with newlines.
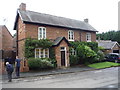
97, 30, 120, 44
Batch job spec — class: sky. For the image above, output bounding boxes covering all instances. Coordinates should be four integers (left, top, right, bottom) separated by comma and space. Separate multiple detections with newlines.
0, 0, 119, 35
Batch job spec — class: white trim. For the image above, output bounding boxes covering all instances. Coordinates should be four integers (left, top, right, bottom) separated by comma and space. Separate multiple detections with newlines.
38, 27, 46, 40
65, 47, 67, 67
111, 42, 120, 50
68, 30, 74, 41
86, 33, 91, 42
60, 47, 67, 67
35, 48, 49, 58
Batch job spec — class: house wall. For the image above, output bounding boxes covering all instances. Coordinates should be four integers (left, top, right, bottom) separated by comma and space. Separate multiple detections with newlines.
0, 26, 14, 74
2, 26, 13, 51
17, 17, 26, 58
25, 23, 96, 42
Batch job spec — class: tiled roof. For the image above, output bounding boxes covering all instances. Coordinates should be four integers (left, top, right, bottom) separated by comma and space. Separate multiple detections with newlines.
14, 9, 97, 32
53, 37, 70, 46
97, 41, 120, 50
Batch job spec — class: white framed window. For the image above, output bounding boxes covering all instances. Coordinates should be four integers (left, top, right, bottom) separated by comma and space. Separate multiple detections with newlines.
35, 48, 49, 58
38, 27, 46, 40
68, 30, 74, 41
70, 48, 76, 55
86, 33, 91, 42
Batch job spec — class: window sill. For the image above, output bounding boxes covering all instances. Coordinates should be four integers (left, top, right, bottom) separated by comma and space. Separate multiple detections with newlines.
68, 39, 74, 41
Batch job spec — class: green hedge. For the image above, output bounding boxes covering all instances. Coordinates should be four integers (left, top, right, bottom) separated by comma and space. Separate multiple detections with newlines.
28, 58, 55, 70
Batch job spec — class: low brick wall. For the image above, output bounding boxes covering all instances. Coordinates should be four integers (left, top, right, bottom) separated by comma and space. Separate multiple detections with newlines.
0, 60, 5, 74
20, 59, 29, 72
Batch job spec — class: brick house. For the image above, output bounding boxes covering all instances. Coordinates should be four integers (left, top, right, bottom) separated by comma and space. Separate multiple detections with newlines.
0, 25, 15, 74
97, 40, 120, 54
13, 3, 97, 72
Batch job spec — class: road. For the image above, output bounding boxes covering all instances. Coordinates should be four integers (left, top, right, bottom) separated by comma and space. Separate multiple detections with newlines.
2, 67, 119, 88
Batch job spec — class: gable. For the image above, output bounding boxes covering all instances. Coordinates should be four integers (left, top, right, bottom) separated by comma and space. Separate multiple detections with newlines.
98, 41, 120, 50
53, 37, 70, 47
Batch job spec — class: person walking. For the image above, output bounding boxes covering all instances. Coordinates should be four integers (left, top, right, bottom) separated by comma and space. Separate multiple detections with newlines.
6, 62, 14, 82
15, 56, 21, 78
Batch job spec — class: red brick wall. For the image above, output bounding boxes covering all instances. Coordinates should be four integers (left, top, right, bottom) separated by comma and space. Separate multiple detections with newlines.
0, 61, 5, 74
54, 40, 70, 68
1, 26, 13, 51
25, 23, 96, 42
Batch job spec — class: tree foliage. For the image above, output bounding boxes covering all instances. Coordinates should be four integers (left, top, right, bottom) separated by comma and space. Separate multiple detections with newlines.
97, 30, 120, 44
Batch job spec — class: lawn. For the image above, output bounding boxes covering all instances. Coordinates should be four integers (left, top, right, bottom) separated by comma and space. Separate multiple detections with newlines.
88, 62, 120, 69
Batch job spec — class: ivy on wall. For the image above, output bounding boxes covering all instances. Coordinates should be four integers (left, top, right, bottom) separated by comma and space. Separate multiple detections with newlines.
25, 38, 53, 58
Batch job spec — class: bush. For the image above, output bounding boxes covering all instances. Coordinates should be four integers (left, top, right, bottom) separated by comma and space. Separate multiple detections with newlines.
76, 45, 97, 64
70, 41, 98, 52
28, 58, 54, 70
69, 55, 79, 66
97, 50, 105, 62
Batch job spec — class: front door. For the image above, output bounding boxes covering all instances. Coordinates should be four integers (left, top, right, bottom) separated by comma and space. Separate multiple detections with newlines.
61, 47, 66, 66
61, 51, 65, 66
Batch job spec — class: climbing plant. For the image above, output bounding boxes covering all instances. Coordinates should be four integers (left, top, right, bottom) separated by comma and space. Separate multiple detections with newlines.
25, 38, 53, 58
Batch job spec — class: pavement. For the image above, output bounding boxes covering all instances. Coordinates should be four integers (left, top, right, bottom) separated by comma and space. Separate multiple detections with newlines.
1, 65, 96, 81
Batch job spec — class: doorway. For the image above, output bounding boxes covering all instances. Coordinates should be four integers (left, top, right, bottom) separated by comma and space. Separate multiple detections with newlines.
60, 47, 66, 66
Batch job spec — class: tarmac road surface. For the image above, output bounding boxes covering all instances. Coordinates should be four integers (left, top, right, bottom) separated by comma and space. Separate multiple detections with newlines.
2, 67, 119, 88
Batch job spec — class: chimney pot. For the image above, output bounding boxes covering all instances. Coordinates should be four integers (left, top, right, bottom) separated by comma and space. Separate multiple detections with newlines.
19, 3, 26, 11
84, 18, 89, 23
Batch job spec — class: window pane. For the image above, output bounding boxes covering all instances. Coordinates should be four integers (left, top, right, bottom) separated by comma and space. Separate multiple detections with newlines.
39, 29, 42, 39
35, 49, 39, 58
68, 30, 74, 40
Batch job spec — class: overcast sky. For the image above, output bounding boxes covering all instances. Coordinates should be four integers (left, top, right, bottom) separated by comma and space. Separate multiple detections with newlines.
0, 0, 119, 35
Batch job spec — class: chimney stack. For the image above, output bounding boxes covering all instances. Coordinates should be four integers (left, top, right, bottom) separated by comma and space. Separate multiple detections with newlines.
84, 18, 89, 23
19, 3, 26, 11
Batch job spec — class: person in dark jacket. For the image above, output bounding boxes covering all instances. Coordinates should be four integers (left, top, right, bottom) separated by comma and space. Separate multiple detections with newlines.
15, 56, 21, 78
6, 62, 14, 82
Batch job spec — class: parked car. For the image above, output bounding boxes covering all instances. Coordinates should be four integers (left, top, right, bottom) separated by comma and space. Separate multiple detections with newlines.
104, 53, 120, 63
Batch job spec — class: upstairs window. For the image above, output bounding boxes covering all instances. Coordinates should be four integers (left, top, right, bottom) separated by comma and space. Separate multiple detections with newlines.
38, 27, 46, 40
68, 30, 74, 41
35, 48, 49, 58
86, 33, 91, 42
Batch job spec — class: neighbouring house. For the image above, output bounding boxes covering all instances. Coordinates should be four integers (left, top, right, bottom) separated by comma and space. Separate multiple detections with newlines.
13, 3, 97, 72
97, 40, 120, 54
0, 25, 16, 74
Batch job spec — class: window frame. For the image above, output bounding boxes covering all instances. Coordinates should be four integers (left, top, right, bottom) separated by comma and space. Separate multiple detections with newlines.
38, 27, 46, 40
68, 30, 74, 41
35, 48, 49, 58
70, 48, 76, 56
86, 33, 91, 42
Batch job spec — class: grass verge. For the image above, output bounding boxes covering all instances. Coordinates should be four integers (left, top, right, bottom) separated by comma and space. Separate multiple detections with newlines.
88, 62, 120, 69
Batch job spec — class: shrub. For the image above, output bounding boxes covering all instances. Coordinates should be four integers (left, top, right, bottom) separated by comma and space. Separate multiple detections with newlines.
69, 55, 79, 66
70, 41, 98, 52
76, 45, 97, 64
97, 50, 105, 62
28, 58, 54, 70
